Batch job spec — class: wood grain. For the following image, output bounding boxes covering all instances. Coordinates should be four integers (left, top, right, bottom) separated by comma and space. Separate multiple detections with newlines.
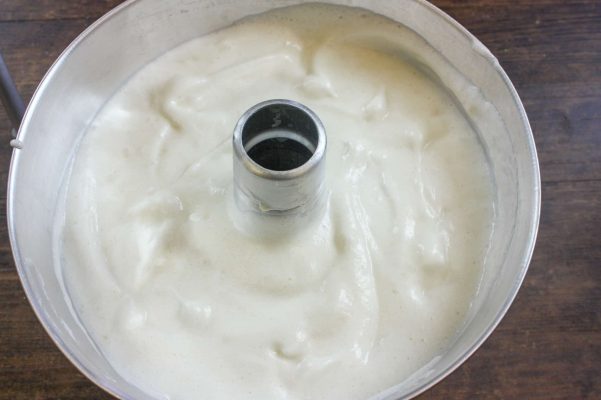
0, 0, 124, 22
0, 1, 599, 399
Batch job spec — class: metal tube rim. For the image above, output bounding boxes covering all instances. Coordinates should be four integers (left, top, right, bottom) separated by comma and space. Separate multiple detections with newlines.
233, 99, 327, 181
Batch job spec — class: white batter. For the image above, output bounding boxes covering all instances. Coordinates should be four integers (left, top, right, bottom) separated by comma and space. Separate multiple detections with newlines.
60, 4, 494, 400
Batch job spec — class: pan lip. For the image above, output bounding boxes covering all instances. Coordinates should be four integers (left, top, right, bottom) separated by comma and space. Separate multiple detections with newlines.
6, 1, 541, 400
7, 1, 143, 398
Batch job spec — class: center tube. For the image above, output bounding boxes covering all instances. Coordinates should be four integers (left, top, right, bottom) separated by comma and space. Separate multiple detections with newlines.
233, 99, 327, 216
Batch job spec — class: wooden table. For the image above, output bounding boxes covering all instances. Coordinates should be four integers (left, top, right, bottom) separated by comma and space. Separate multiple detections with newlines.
0, 1, 599, 399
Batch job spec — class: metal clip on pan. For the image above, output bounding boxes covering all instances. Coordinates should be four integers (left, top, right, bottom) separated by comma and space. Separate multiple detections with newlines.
0, 51, 25, 141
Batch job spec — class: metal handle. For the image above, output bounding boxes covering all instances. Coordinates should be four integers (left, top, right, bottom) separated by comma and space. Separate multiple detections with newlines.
0, 51, 25, 139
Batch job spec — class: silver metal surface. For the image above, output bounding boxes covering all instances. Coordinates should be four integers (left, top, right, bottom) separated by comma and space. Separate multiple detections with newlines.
233, 99, 326, 215
6, 1, 540, 399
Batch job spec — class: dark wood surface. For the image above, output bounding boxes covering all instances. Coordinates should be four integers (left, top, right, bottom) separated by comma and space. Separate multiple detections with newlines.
0, 0, 599, 399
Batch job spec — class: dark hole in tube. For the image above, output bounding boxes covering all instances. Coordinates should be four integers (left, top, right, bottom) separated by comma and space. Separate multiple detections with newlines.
241, 102, 319, 172
246, 133, 314, 171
